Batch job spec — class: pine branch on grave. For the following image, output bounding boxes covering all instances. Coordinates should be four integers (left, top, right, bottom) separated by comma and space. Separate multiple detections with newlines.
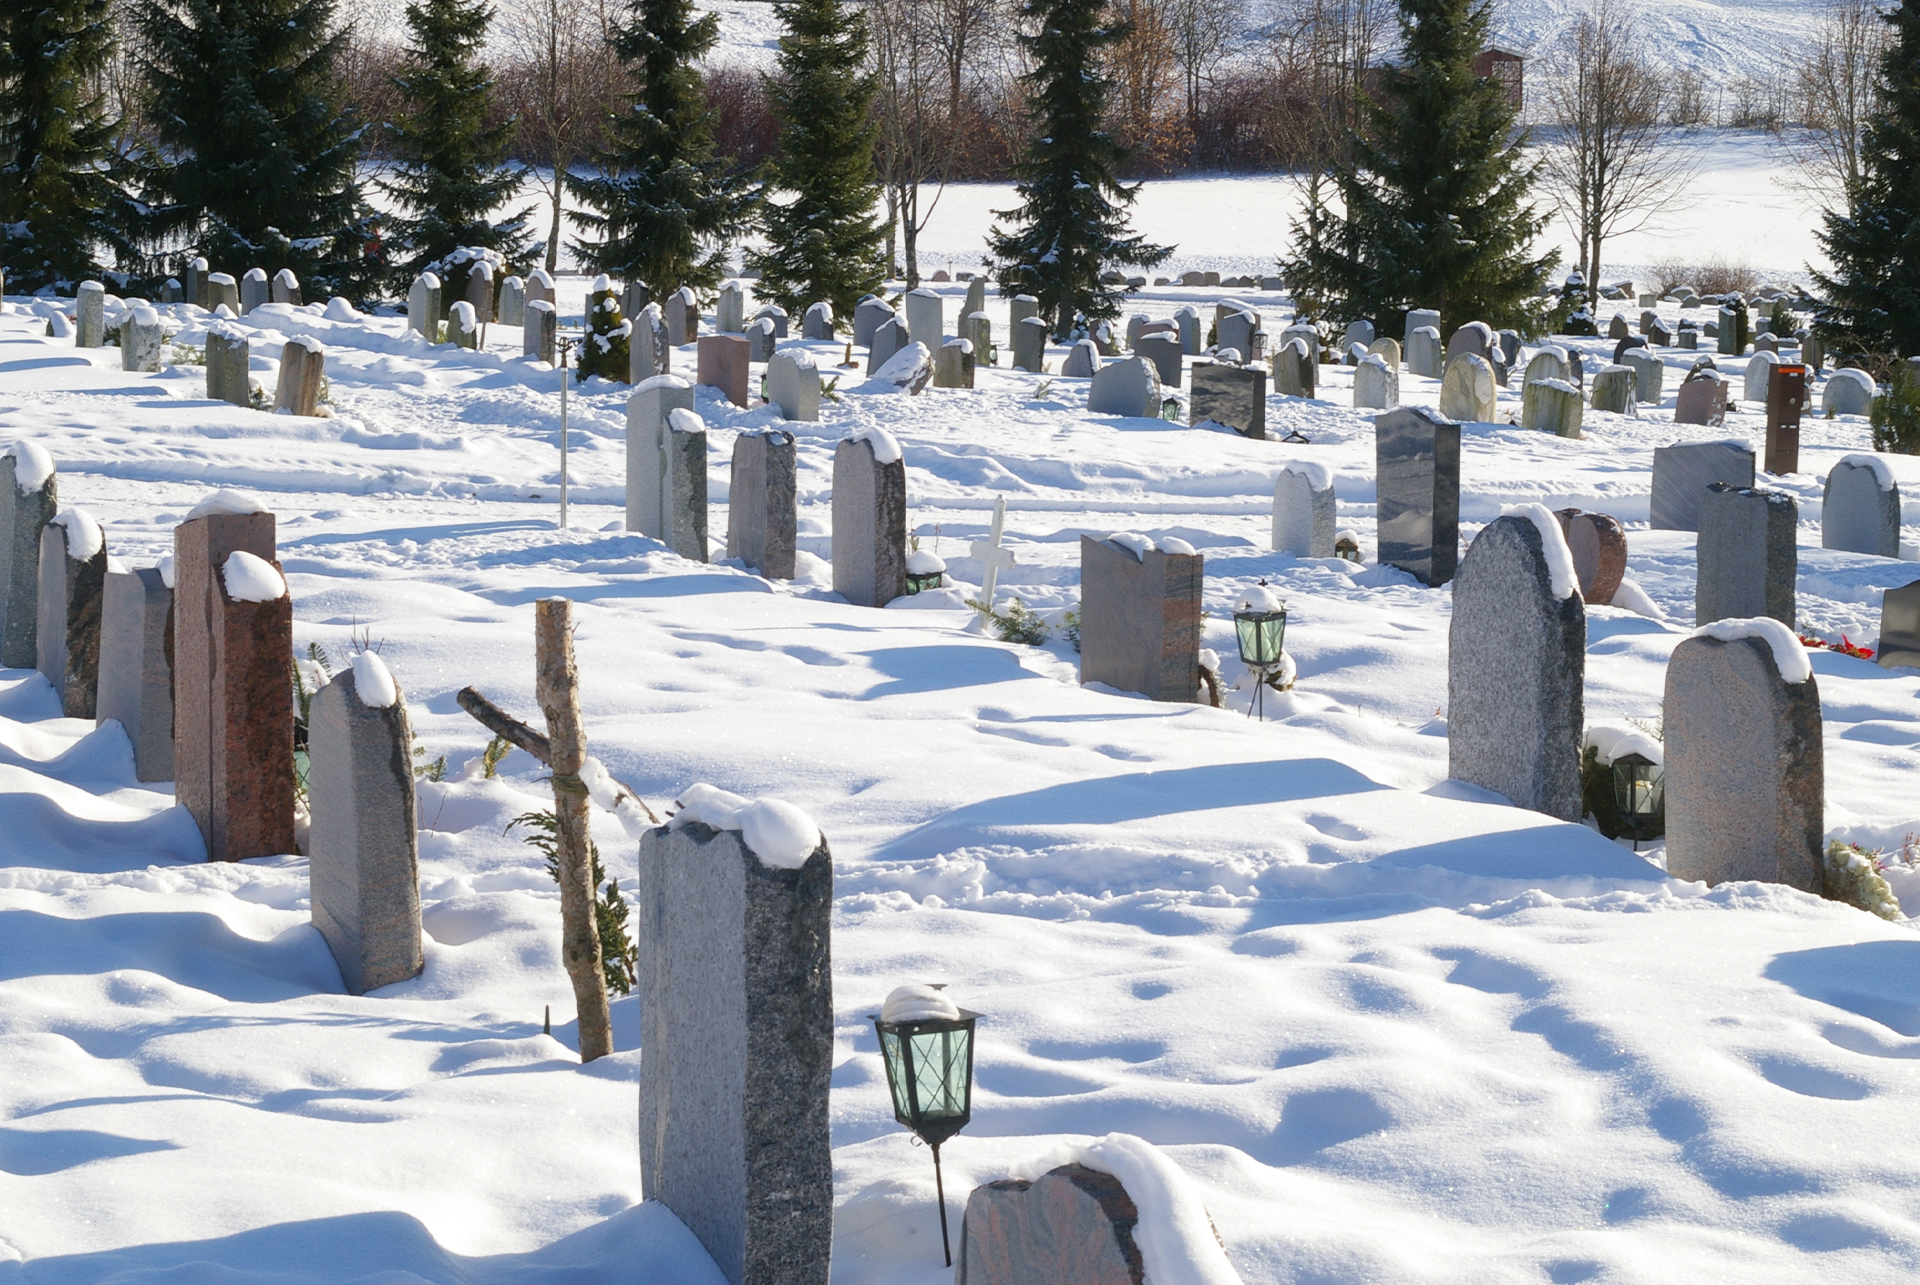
507, 809, 639, 995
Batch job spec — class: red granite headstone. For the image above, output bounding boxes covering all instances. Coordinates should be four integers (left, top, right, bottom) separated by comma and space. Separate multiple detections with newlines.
696, 334, 751, 408
1552, 508, 1628, 606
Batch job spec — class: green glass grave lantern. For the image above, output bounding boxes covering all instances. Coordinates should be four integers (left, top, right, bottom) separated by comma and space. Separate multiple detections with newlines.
904, 552, 946, 595
1233, 581, 1289, 721
1611, 752, 1666, 846
872, 991, 979, 1267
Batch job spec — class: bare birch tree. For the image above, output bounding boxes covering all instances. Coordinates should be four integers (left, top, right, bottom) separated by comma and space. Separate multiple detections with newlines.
1776, 0, 1890, 215
1167, 0, 1240, 157
871, 0, 953, 284
498, 0, 622, 273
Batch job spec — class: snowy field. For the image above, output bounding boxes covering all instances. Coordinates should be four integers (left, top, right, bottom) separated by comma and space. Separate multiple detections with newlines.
3, 279, 1920, 1282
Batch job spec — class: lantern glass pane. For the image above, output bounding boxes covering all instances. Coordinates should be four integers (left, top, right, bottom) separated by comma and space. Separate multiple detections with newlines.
880, 1029, 912, 1119
907, 1027, 971, 1120
1234, 611, 1286, 668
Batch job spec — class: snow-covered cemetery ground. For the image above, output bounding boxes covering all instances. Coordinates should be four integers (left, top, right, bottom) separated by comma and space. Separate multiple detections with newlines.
3, 267, 1920, 1284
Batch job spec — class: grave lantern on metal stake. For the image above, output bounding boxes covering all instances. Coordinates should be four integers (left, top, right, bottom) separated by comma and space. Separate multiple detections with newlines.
1611, 751, 1666, 847
1233, 581, 1288, 721
556, 335, 574, 530
871, 985, 978, 1268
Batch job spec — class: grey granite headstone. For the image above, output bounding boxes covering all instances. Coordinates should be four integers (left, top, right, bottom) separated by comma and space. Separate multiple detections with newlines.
1823, 368, 1875, 417
1664, 631, 1822, 891
1878, 579, 1920, 670
905, 288, 943, 347
206, 324, 250, 406
407, 274, 442, 340
867, 317, 907, 372
184, 259, 209, 309
1589, 365, 1636, 414
636, 820, 833, 1285
75, 281, 105, 348
1407, 326, 1442, 379
854, 297, 896, 348
746, 317, 778, 364
623, 280, 651, 321
1061, 339, 1099, 379
629, 304, 669, 381
1135, 333, 1181, 388
1438, 353, 1495, 421
466, 261, 494, 322
0, 448, 57, 668
1620, 348, 1664, 404
1613, 334, 1647, 366
1446, 321, 1494, 366
1696, 484, 1797, 627
832, 437, 906, 607
666, 287, 699, 346
97, 566, 174, 782
1342, 319, 1375, 349
1650, 440, 1754, 530
121, 307, 164, 372
308, 665, 424, 995
1404, 308, 1441, 350
240, 268, 269, 315
1353, 353, 1398, 410
523, 300, 557, 363
205, 272, 238, 314
1822, 457, 1901, 557
1174, 306, 1201, 355
802, 302, 834, 340
1374, 406, 1460, 586
1009, 295, 1039, 334
1078, 535, 1202, 702
752, 304, 789, 339
766, 349, 820, 421
933, 337, 975, 389
1273, 466, 1335, 557
727, 430, 798, 579
1012, 316, 1047, 372
36, 517, 106, 718
1217, 310, 1258, 361
956, 1164, 1146, 1285
717, 280, 746, 333
1272, 337, 1315, 398
626, 376, 697, 548
664, 412, 710, 562
1448, 514, 1585, 821
1091, 356, 1164, 418
1522, 377, 1582, 437
496, 276, 525, 326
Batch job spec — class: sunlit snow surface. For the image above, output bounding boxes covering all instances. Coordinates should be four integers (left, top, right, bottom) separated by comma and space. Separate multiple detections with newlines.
2, 285, 1920, 1282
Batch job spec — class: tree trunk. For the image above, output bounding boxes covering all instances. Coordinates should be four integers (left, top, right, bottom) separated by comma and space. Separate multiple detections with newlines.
903, 181, 920, 287
546, 179, 564, 276
534, 597, 612, 1062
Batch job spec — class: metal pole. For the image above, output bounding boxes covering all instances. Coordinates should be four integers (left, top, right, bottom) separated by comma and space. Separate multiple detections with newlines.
932, 1142, 953, 1268
557, 337, 572, 530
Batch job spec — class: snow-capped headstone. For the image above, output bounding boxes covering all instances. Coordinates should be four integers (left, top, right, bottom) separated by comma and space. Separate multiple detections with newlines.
174, 502, 293, 862
727, 429, 798, 579
905, 288, 943, 347
36, 512, 107, 718
184, 258, 210, 309
854, 297, 896, 348
933, 337, 975, 389
1368, 336, 1401, 368
1650, 439, 1753, 530
766, 348, 820, 422
802, 301, 834, 341
524, 268, 555, 314
1446, 321, 1494, 367
1403, 308, 1441, 350
1522, 377, 1582, 438
1217, 309, 1259, 362
1620, 348, 1663, 404
1438, 353, 1496, 421
1743, 350, 1779, 404
867, 316, 907, 373
120, 306, 164, 373
636, 806, 833, 1285
1272, 337, 1315, 398
1135, 332, 1181, 388
962, 311, 993, 365
160, 278, 181, 304
75, 281, 105, 348
1696, 484, 1797, 627
465, 260, 494, 323
97, 565, 174, 782
1612, 335, 1647, 368
1079, 534, 1203, 702
1011, 316, 1047, 373
1664, 623, 1823, 891
0, 445, 57, 668
240, 268, 269, 315
275, 338, 326, 416
1009, 294, 1039, 335
1092, 356, 1165, 418
1407, 325, 1442, 379
663, 410, 710, 562
1822, 456, 1900, 557
746, 316, 778, 364
1353, 353, 1398, 410
523, 299, 556, 363
205, 325, 250, 406
869, 342, 933, 393
1273, 462, 1336, 558
1551, 509, 1627, 606
1673, 369, 1728, 426
446, 300, 480, 350
1589, 365, 1636, 415
1342, 319, 1375, 350
1174, 305, 1201, 355
696, 334, 752, 408
1126, 313, 1152, 350
1061, 339, 1100, 379
205, 272, 238, 314
717, 280, 745, 333
1878, 579, 1920, 670
308, 659, 425, 995
1448, 510, 1585, 822
407, 273, 442, 340
832, 435, 907, 607
1375, 406, 1461, 586
496, 275, 525, 326
272, 268, 301, 307
626, 377, 696, 546
666, 286, 699, 347
1823, 367, 1875, 417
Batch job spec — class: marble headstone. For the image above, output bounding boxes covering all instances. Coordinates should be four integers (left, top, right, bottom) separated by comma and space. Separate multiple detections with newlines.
1821, 456, 1901, 558
1272, 464, 1335, 558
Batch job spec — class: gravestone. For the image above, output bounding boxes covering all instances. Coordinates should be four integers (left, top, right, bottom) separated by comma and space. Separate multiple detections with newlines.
1342, 319, 1375, 349
407, 274, 442, 340
185, 258, 209, 309
626, 376, 696, 547
854, 297, 896, 348
161, 279, 181, 304
1272, 337, 1315, 398
1125, 314, 1152, 350
175, 504, 294, 862
1673, 370, 1729, 426
752, 304, 789, 338
1743, 350, 1779, 404
621, 281, 649, 321
1404, 308, 1441, 350
1012, 316, 1047, 372
36, 513, 107, 718
1589, 365, 1636, 415
206, 323, 250, 406
661, 411, 710, 562
446, 300, 479, 349
636, 816, 833, 1285
1524, 347, 1569, 387
1273, 463, 1336, 558
1612, 335, 1647, 368
1650, 440, 1754, 530
1878, 580, 1920, 669
1753, 333, 1779, 355
727, 430, 798, 579
963, 276, 987, 319
746, 317, 778, 363
870, 342, 932, 394
75, 281, 105, 347
1677, 323, 1699, 351
717, 281, 746, 333
1061, 339, 1100, 379
466, 261, 494, 322
1664, 628, 1823, 892
1353, 353, 1398, 410
0, 444, 57, 668
1174, 306, 1201, 355
803, 302, 835, 340
1447, 321, 1494, 365
97, 565, 174, 782
905, 288, 943, 347
1620, 349, 1664, 405
1407, 326, 1443, 379
120, 306, 164, 373
523, 300, 557, 363
933, 338, 975, 389
526, 268, 556, 311
1092, 356, 1165, 418
666, 287, 699, 346
275, 338, 326, 416
206, 273, 238, 314
1375, 406, 1461, 586
1522, 378, 1582, 438
1823, 368, 1875, 417
832, 435, 907, 607
697, 334, 752, 408
1438, 353, 1496, 421
1649, 317, 1674, 346
1551, 509, 1627, 605
1609, 314, 1631, 341
240, 268, 269, 315
1078, 535, 1203, 701
1367, 336, 1401, 368
1009, 295, 1039, 333
956, 1165, 1147, 1285
1802, 332, 1825, 372
1717, 306, 1741, 354
1448, 511, 1585, 821
1821, 456, 1901, 557
1697, 484, 1797, 627
867, 317, 907, 372
962, 312, 993, 365
766, 349, 820, 422
1217, 310, 1259, 361
308, 659, 425, 995
497, 276, 525, 326
1135, 333, 1181, 388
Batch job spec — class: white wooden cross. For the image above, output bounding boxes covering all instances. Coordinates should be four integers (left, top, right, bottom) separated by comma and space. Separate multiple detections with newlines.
969, 497, 1017, 609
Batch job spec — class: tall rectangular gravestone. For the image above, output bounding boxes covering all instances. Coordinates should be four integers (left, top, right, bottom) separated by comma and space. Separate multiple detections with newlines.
631, 304, 671, 382
831, 436, 906, 607
273, 269, 302, 307
1650, 441, 1754, 531
97, 566, 174, 782
175, 507, 294, 862
0, 443, 58, 668
524, 300, 557, 363
728, 430, 798, 580
75, 281, 105, 348
666, 287, 699, 347
1448, 511, 1585, 820
697, 334, 752, 408
636, 817, 833, 1285
1696, 484, 1796, 627
36, 513, 107, 718
1822, 456, 1901, 558
206, 324, 250, 407
662, 410, 710, 563
1011, 317, 1047, 373
1189, 363, 1264, 437
627, 377, 696, 547
1272, 462, 1335, 557
308, 659, 425, 995
1078, 535, 1202, 702
905, 288, 943, 347
1879, 579, 1920, 670
1375, 407, 1461, 586
407, 273, 442, 340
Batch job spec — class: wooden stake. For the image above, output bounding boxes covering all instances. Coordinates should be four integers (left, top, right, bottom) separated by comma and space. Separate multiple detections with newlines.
534, 597, 613, 1062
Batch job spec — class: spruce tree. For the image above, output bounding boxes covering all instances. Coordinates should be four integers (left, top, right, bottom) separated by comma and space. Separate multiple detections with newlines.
571, 0, 756, 296
135, 0, 371, 298
381, 0, 530, 285
0, 0, 133, 292
987, 0, 1171, 338
746, 0, 886, 321
1813, 0, 1920, 360
1284, 0, 1556, 337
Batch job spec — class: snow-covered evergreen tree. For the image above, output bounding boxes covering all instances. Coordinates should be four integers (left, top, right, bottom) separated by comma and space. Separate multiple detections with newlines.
135, 0, 372, 298
0, 0, 133, 292
745, 0, 886, 320
570, 0, 756, 296
381, 0, 531, 286
987, 0, 1172, 338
